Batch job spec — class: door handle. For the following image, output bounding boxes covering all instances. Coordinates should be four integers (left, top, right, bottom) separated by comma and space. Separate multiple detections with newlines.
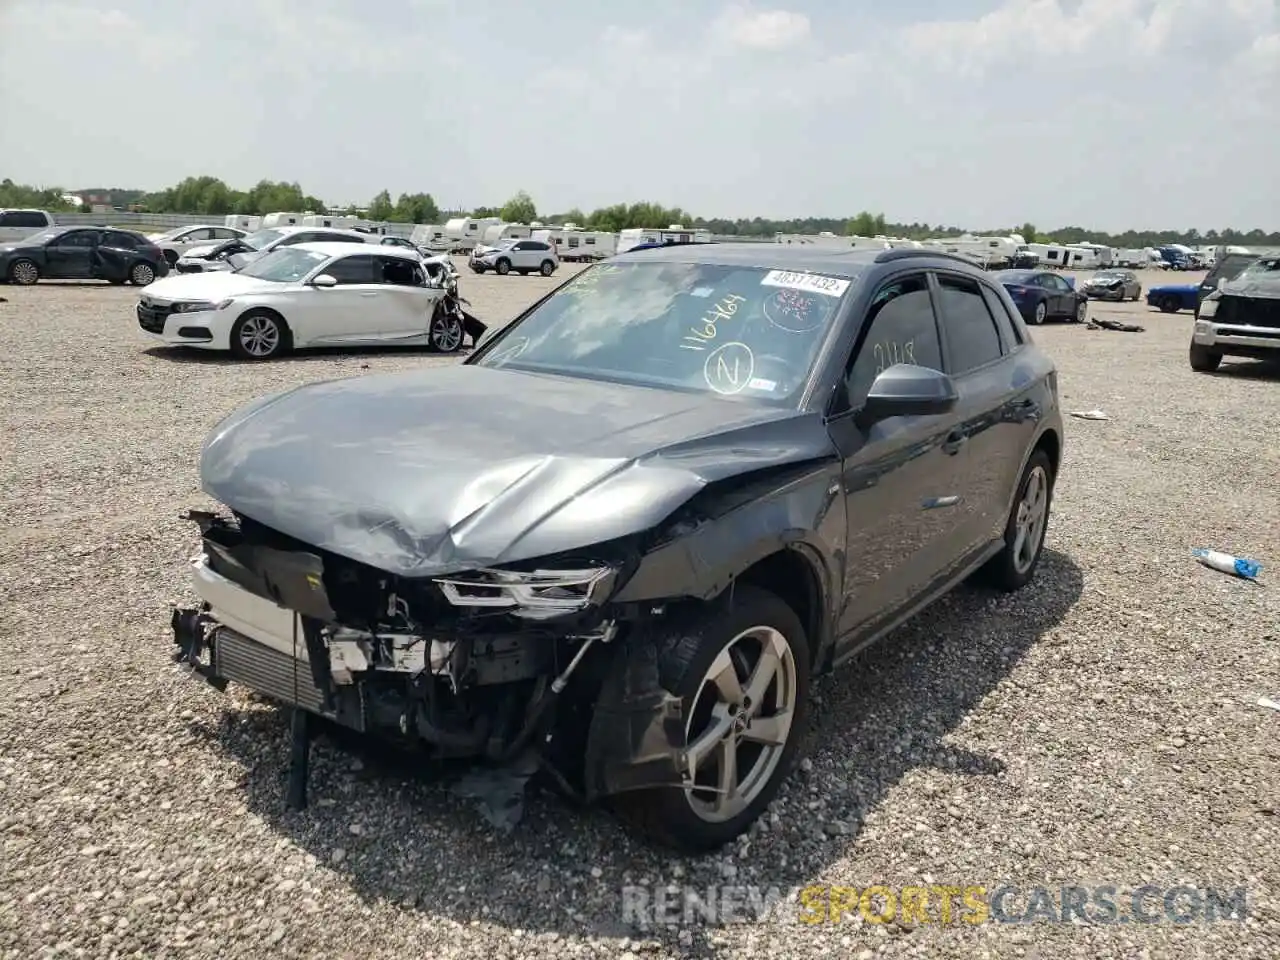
942, 430, 968, 455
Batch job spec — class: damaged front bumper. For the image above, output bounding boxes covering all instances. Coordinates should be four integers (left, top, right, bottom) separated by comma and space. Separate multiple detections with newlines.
170, 511, 687, 802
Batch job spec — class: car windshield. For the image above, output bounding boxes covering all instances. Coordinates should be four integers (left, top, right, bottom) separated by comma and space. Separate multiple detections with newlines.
472, 260, 856, 404
240, 228, 286, 251
1237, 257, 1280, 279
236, 247, 329, 282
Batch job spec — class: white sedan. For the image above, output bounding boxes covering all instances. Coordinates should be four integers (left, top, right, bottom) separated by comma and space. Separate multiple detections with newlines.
136, 243, 462, 360
146, 224, 247, 266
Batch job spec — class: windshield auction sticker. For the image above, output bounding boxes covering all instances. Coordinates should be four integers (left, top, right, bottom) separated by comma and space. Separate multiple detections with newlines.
760, 270, 850, 298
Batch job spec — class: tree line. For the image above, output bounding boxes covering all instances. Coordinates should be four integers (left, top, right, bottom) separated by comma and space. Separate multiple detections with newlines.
3, 176, 1278, 248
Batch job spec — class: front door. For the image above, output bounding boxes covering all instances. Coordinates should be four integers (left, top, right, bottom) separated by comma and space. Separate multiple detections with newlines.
828, 271, 970, 645
302, 253, 384, 344
44, 229, 98, 279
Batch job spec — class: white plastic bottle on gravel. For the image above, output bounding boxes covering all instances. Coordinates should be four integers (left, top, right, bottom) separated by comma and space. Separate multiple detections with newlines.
1191, 548, 1261, 580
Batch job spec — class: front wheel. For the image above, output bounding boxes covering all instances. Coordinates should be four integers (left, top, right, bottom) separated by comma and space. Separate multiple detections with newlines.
427, 307, 464, 353
612, 585, 810, 852
8, 259, 39, 285
230, 310, 289, 360
1188, 342, 1222, 373
1031, 300, 1047, 325
1074, 300, 1087, 323
981, 449, 1053, 592
495, 258, 511, 276
130, 262, 156, 286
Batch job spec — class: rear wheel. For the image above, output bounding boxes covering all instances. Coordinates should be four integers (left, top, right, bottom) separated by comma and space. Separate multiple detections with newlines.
1032, 300, 1047, 325
8, 259, 39, 285
1188, 342, 1222, 373
130, 262, 156, 286
1159, 296, 1181, 313
540, 260, 555, 276
612, 585, 810, 852
982, 449, 1053, 592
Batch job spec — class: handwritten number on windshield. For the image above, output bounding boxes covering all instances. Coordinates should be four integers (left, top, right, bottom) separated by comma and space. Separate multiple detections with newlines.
681, 294, 748, 351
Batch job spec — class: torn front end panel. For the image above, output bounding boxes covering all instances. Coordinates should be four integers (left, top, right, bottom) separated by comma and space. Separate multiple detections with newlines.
171, 510, 683, 782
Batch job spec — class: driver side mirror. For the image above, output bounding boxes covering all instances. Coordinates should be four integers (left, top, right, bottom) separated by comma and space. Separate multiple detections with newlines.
855, 364, 958, 429
310, 274, 338, 288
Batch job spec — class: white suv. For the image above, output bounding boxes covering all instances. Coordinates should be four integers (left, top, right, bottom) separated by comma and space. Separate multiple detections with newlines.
470, 238, 558, 276
0, 209, 55, 244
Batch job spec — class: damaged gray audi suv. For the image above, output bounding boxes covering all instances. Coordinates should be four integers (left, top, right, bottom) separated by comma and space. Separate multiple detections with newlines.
172, 243, 1062, 851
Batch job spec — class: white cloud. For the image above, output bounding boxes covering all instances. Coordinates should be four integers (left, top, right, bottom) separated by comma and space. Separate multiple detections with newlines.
711, 4, 811, 50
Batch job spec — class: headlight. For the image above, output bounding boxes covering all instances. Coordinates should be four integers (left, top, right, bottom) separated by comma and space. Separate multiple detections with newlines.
1198, 295, 1219, 318
173, 299, 234, 313
434, 566, 618, 620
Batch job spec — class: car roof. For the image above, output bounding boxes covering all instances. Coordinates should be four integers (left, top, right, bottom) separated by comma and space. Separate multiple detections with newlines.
293, 241, 418, 259
613, 242, 899, 278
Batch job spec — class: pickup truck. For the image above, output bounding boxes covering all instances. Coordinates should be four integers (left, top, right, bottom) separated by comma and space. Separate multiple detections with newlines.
1190, 254, 1280, 372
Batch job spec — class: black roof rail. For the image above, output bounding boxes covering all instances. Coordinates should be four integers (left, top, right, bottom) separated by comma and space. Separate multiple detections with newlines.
874, 248, 986, 267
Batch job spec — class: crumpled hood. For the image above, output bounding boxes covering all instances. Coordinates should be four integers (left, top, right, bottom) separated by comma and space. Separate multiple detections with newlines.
1220, 277, 1280, 300
200, 365, 831, 577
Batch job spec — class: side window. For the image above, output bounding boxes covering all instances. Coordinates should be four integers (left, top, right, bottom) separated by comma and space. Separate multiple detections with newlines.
58, 230, 98, 248
181, 228, 213, 242
103, 231, 138, 249
0, 212, 16, 226
937, 275, 1003, 374
322, 255, 377, 284
377, 255, 422, 286
209, 228, 237, 239
7, 211, 50, 228
846, 273, 944, 403
980, 283, 1022, 349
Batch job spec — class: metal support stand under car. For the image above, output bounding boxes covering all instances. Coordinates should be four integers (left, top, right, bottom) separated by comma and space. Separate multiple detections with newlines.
287, 707, 311, 810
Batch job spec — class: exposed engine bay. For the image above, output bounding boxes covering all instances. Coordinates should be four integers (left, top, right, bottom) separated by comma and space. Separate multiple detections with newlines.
171, 509, 687, 807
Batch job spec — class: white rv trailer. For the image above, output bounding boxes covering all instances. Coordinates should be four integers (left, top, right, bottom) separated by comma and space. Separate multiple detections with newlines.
616, 225, 712, 254
1029, 244, 1103, 270
925, 234, 1023, 267
410, 224, 452, 251
260, 212, 308, 228
443, 217, 503, 252
299, 214, 379, 231
548, 230, 617, 261
223, 214, 261, 232
776, 233, 853, 248
1114, 248, 1150, 268
481, 222, 533, 246
1072, 242, 1115, 267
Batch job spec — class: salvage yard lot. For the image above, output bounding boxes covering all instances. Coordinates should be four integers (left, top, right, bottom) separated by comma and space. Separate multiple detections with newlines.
1, 262, 1277, 959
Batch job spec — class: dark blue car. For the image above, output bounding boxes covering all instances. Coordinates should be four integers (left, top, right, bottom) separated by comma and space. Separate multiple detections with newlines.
992, 270, 1089, 325
1146, 283, 1200, 313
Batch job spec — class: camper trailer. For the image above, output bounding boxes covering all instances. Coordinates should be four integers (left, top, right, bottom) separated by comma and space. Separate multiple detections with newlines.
550, 230, 618, 261
299, 214, 375, 231
481, 223, 534, 246
777, 233, 854, 248
260, 212, 308, 228
223, 215, 261, 232
1114, 248, 1149, 268
1073, 242, 1115, 267
925, 234, 1024, 268
1025, 243, 1100, 269
443, 217, 503, 252
616, 225, 712, 254
410, 224, 452, 251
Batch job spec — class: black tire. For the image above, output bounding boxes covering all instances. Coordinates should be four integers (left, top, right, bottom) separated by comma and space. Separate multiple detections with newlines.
1188, 342, 1222, 373
981, 449, 1054, 592
471, 266, 485, 274
495, 258, 511, 276
1074, 299, 1087, 323
229, 309, 289, 361
1031, 299, 1048, 325
1159, 296, 1180, 313
427, 307, 464, 354
8, 259, 39, 285
612, 584, 811, 852
540, 260, 555, 277
129, 261, 157, 286
164, 250, 179, 266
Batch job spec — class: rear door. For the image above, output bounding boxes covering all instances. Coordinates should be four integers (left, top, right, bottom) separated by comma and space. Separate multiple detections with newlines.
44, 229, 98, 279
96, 231, 142, 280
933, 271, 1036, 556
828, 271, 971, 641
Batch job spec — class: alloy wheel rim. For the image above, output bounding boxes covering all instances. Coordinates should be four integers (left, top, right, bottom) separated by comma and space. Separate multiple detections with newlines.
239, 316, 280, 357
1012, 465, 1049, 574
13, 262, 37, 284
133, 265, 154, 285
1076, 301, 1086, 322
683, 625, 797, 823
1035, 302, 1046, 324
431, 314, 463, 351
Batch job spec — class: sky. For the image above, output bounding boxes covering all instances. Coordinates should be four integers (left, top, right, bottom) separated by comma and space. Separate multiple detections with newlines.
0, 0, 1277, 232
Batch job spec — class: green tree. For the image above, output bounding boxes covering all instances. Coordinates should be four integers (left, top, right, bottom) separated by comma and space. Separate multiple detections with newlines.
367, 190, 395, 221
846, 211, 887, 237
471, 206, 501, 218
391, 192, 440, 224
500, 190, 537, 223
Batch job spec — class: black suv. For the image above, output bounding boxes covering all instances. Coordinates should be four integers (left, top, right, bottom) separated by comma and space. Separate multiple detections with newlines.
170, 245, 1063, 850
1191, 253, 1280, 372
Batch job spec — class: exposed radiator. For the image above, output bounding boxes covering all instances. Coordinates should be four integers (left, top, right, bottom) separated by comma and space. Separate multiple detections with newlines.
213, 626, 332, 718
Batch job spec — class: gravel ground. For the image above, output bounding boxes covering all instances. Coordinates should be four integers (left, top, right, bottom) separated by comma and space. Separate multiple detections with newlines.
1, 262, 1277, 959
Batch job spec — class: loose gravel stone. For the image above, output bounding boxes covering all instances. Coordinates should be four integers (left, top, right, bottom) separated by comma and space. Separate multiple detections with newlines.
1, 266, 1278, 959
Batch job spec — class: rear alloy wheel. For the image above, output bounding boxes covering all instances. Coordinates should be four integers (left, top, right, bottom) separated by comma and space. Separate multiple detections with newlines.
8, 259, 39, 285
1075, 300, 1087, 323
1032, 300, 1048, 325
982, 449, 1053, 592
613, 585, 810, 852
130, 262, 156, 286
428, 309, 464, 353
495, 258, 511, 276
1188, 342, 1222, 373
230, 310, 287, 360
540, 260, 555, 277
